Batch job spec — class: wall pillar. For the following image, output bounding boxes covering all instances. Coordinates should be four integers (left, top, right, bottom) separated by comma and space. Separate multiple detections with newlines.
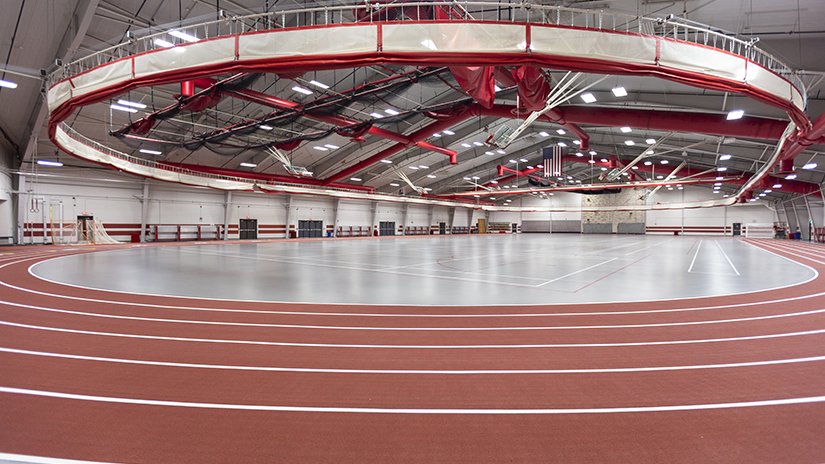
15, 174, 26, 245
283, 195, 293, 238
140, 181, 150, 242
332, 198, 341, 237
222, 190, 232, 240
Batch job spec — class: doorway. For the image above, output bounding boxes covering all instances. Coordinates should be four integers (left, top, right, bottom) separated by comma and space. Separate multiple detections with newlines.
298, 220, 324, 238
379, 221, 395, 236
239, 219, 258, 239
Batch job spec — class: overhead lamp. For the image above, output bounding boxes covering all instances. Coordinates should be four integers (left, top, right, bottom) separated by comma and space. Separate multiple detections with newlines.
432, 133, 441, 137
677, 186, 683, 189
557, 142, 567, 147
573, 140, 581, 145
803, 163, 817, 170
139, 149, 162, 155
370, 112, 384, 118
600, 158, 608, 163
657, 175, 664, 179
588, 159, 596, 164
154, 38, 175, 48
110, 104, 138, 113
719, 154, 731, 161
712, 190, 720, 194
442, 130, 455, 135
292, 86, 312, 95
643, 161, 652, 166
239, 162, 257, 167
589, 151, 597, 155
645, 150, 655, 155
773, 184, 782, 189
490, 180, 498, 184
390, 183, 400, 186
624, 140, 635, 146
646, 138, 656, 144
539, 131, 550, 137
575, 152, 583, 157
350, 177, 362, 182
786, 173, 797, 180
485, 151, 495, 155
750, 198, 757, 202
324, 144, 339, 149
716, 176, 724, 180
520, 158, 528, 162
472, 176, 480, 180
463, 177, 471, 180
313, 146, 328, 151
309, 80, 329, 89
620, 126, 632, 133
419, 165, 428, 169
600, 167, 607, 171
461, 143, 472, 148
526, 165, 534, 169
764, 189, 772, 193
0, 79, 18, 89
384, 108, 399, 115
717, 166, 727, 171
427, 174, 436, 178
168, 30, 199, 43
580, 93, 597, 103
37, 160, 63, 167
490, 197, 496, 200
612, 86, 627, 97
575, 180, 581, 183
727, 109, 744, 120
714, 182, 722, 186
259, 125, 273, 130
473, 141, 484, 146
409, 166, 419, 170
556, 129, 566, 135
380, 159, 392, 164
503, 185, 510, 189
494, 85, 502, 92
759, 193, 767, 197
497, 149, 506, 154
660, 160, 669, 164
117, 99, 146, 109
632, 166, 639, 169
509, 159, 518, 163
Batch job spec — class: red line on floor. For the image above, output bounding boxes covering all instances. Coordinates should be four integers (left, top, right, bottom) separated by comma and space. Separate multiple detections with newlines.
574, 254, 652, 293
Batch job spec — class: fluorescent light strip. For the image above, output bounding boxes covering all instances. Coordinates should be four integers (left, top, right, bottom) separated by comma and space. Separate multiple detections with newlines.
239, 162, 257, 168
117, 99, 146, 109
0, 79, 19, 89
110, 104, 138, 113
139, 149, 162, 155
168, 30, 199, 43
259, 125, 273, 130
292, 86, 312, 95
36, 160, 63, 167
309, 80, 329, 89
154, 38, 174, 48
612, 86, 627, 97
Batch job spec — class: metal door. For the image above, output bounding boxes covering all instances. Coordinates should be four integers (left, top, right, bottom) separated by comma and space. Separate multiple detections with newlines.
732, 222, 741, 237
439, 222, 446, 234
379, 221, 395, 236
239, 219, 257, 239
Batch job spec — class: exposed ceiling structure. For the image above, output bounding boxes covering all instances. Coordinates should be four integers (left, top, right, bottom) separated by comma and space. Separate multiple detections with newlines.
1, 0, 824, 208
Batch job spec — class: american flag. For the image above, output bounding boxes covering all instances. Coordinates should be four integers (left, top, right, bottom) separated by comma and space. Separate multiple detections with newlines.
543, 146, 563, 178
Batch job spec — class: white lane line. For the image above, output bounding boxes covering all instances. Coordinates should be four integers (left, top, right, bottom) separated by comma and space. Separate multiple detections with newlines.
0, 254, 819, 317
687, 239, 703, 273
715, 240, 740, 275
750, 241, 825, 265
0, 453, 124, 464
536, 258, 619, 287
3, 386, 825, 414
625, 238, 674, 256
3, 320, 825, 349
4, 346, 825, 374
6, 298, 825, 331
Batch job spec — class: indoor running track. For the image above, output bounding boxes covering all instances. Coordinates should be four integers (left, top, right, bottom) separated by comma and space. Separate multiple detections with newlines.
1, 235, 825, 463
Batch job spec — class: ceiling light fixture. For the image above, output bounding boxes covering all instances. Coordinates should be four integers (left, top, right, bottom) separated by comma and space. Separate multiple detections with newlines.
660, 160, 669, 164
557, 142, 567, 147
154, 38, 176, 48
419, 165, 428, 169
485, 151, 494, 155
259, 125, 273, 130
380, 159, 392, 164
624, 140, 635, 146
520, 158, 528, 162
110, 104, 138, 113
239, 162, 257, 167
350, 177, 362, 182
292, 86, 312, 95
442, 130, 455, 135
580, 93, 596, 103
556, 129, 566, 135
313, 146, 328, 151
539, 131, 550, 137
409, 166, 419, 170
575, 152, 583, 157
620, 126, 632, 133
324, 144, 339, 149
727, 109, 745, 120
719, 154, 731, 161
646, 138, 656, 144
717, 167, 727, 171
384, 108, 399, 115
786, 173, 797, 180
612, 86, 627, 97
427, 174, 436, 178
473, 141, 484, 146
803, 163, 817, 170
390, 183, 399, 186
370, 112, 384, 118
432, 133, 441, 137
461, 143, 472, 148
472, 176, 480, 180
117, 99, 146, 109
773, 184, 782, 189
309, 80, 329, 89
589, 151, 597, 156
497, 149, 506, 154
139, 149, 162, 155
168, 30, 199, 42
37, 160, 63, 167
573, 140, 581, 145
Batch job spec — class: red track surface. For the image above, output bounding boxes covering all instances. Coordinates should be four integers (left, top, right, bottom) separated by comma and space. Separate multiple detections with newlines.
1, 238, 825, 463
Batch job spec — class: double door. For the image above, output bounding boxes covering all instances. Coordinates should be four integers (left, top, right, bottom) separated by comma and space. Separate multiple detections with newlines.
379, 221, 395, 236
298, 220, 324, 238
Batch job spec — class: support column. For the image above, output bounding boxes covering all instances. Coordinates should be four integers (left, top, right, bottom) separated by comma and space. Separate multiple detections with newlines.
792, 199, 803, 239
370, 201, 378, 236
427, 205, 434, 235
140, 181, 150, 242
14, 174, 25, 245
447, 207, 456, 234
283, 195, 293, 238
401, 203, 408, 235
222, 190, 232, 240
803, 194, 815, 241
332, 198, 341, 237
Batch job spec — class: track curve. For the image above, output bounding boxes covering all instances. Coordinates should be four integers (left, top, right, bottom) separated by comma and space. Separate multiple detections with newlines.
1, 238, 824, 463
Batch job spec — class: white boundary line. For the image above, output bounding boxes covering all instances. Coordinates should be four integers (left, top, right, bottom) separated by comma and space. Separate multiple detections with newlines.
0, 453, 124, 464
4, 298, 825, 331
3, 386, 825, 414
536, 258, 618, 287
3, 346, 825, 374
687, 239, 702, 273
22, 241, 819, 307
715, 240, 741, 275
3, 320, 824, 348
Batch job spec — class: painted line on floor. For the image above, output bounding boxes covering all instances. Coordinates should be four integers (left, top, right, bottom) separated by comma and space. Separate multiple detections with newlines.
715, 240, 741, 275
536, 258, 619, 287
574, 255, 650, 293
7, 297, 825, 331
687, 239, 703, 273
3, 386, 825, 414
3, 346, 825, 374
3, 320, 825, 349
0, 453, 124, 464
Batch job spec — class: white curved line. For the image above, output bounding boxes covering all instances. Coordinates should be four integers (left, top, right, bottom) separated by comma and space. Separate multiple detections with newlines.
3, 346, 825, 374
0, 255, 820, 319
3, 386, 825, 414
3, 298, 825, 331
2, 320, 825, 348
0, 453, 124, 464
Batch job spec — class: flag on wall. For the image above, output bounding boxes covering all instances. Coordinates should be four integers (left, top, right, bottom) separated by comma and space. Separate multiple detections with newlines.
543, 146, 563, 178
